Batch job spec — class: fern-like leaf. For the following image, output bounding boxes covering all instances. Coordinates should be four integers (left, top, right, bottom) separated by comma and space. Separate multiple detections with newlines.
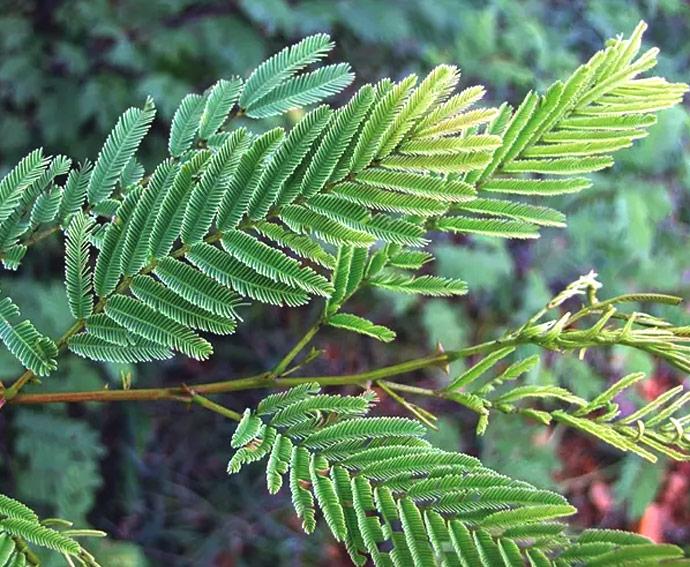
198, 77, 243, 140
64, 212, 95, 320
104, 294, 213, 360
240, 34, 334, 109
245, 63, 354, 119
87, 97, 156, 204
327, 313, 396, 342
0, 149, 50, 225
0, 296, 57, 376
169, 93, 206, 157
226, 387, 682, 567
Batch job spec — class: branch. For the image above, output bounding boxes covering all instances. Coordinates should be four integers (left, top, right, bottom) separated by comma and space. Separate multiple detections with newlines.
5, 339, 515, 406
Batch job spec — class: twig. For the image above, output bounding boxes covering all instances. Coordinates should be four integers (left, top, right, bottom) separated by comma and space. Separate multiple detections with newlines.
7, 338, 519, 406
184, 386, 243, 421
378, 380, 439, 429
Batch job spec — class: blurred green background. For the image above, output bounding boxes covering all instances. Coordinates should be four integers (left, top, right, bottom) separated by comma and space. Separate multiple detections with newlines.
1, 0, 689, 564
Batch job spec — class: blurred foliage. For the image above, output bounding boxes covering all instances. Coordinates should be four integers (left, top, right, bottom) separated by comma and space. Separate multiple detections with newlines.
1, 0, 689, 563
614, 456, 665, 520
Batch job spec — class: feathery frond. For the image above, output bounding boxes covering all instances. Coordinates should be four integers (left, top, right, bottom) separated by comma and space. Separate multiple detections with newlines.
0, 296, 57, 376
0, 492, 103, 566
0, 23, 680, 567
86, 97, 156, 204
240, 34, 339, 112
199, 77, 243, 140
245, 64, 354, 119
182, 128, 250, 244
104, 294, 212, 360
327, 313, 396, 342
0, 149, 50, 225
169, 93, 206, 157
186, 242, 310, 307
0, 20, 680, 392
440, 21, 689, 239
64, 212, 95, 320
227, 386, 690, 566
58, 160, 93, 223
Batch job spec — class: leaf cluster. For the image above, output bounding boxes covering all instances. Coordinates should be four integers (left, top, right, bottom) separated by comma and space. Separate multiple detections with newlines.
228, 384, 690, 566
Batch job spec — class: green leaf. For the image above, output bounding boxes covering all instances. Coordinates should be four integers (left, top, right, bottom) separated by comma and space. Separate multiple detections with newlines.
481, 177, 592, 196
0, 296, 57, 376
186, 242, 310, 307
0, 149, 50, 225
84, 314, 132, 346
240, 34, 335, 109
245, 64, 354, 119
1, 518, 81, 554
153, 256, 243, 319
436, 216, 540, 239
289, 446, 317, 533
58, 160, 92, 223
104, 294, 213, 360
292, 84, 375, 202
199, 77, 243, 139
149, 150, 210, 258
455, 198, 566, 228
64, 212, 95, 320
381, 151, 493, 174
370, 273, 468, 297
280, 204, 376, 247
93, 187, 141, 297
0, 494, 38, 522
350, 76, 417, 173
168, 93, 206, 157
334, 181, 449, 216
356, 168, 476, 202
493, 385, 587, 407
231, 409, 263, 448
121, 158, 179, 276
310, 454, 348, 541
327, 313, 396, 342
87, 97, 156, 204
221, 230, 332, 297
445, 347, 516, 391
68, 333, 172, 363
252, 221, 335, 269
130, 275, 237, 335
29, 187, 62, 226
216, 128, 284, 231
181, 128, 250, 244
249, 106, 332, 218
303, 417, 427, 449
377, 65, 460, 159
